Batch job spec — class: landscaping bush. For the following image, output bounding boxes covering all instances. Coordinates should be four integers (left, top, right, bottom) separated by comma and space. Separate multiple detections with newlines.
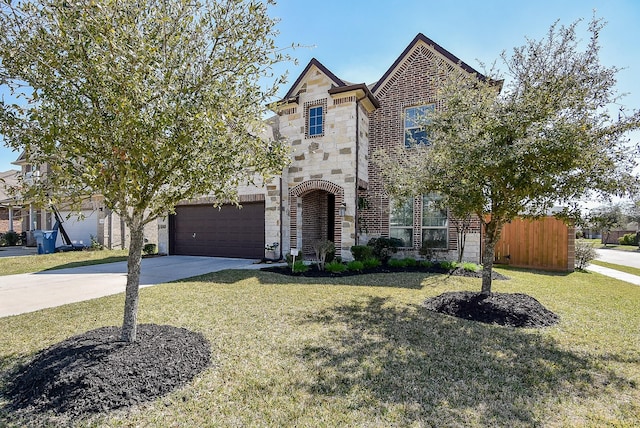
362, 257, 381, 269
88, 235, 104, 251
618, 233, 638, 246
286, 252, 304, 266
575, 239, 598, 269
143, 243, 157, 255
461, 262, 482, 272
350, 245, 373, 261
325, 260, 347, 273
403, 257, 418, 267
388, 258, 408, 268
439, 260, 457, 271
291, 260, 309, 273
1, 231, 20, 246
346, 260, 364, 272
313, 239, 335, 271
367, 237, 402, 263
420, 260, 434, 269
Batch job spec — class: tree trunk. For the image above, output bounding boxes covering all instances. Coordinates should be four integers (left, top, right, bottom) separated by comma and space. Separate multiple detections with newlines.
481, 219, 502, 295
121, 214, 145, 343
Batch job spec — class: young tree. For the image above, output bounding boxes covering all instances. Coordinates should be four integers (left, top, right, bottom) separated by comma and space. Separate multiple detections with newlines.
0, 0, 290, 342
376, 17, 640, 294
589, 203, 625, 246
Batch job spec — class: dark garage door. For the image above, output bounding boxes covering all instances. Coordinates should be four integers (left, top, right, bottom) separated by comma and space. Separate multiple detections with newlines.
169, 203, 265, 258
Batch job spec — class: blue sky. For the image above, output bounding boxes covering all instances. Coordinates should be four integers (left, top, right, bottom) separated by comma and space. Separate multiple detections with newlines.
1, 0, 639, 172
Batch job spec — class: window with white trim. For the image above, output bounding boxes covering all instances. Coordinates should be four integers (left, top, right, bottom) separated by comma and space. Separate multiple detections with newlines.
422, 193, 448, 249
389, 197, 414, 247
404, 104, 434, 147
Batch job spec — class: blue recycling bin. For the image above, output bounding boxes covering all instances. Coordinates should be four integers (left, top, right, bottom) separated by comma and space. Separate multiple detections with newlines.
34, 229, 58, 254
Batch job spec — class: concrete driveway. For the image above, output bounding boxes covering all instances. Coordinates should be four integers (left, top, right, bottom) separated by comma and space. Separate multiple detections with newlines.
0, 256, 267, 317
0, 246, 37, 258
595, 248, 640, 269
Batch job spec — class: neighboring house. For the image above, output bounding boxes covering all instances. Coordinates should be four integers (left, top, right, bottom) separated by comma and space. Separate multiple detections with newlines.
8, 152, 158, 249
162, 33, 484, 262
0, 169, 22, 234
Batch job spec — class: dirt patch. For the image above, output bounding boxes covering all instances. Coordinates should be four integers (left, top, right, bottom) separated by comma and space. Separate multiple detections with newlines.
262, 264, 509, 280
423, 291, 559, 328
3, 324, 210, 421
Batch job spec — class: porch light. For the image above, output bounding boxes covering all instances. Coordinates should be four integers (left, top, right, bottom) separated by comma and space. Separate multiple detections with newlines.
339, 203, 346, 217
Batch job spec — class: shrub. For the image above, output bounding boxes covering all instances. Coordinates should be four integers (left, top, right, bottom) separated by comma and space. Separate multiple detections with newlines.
0, 231, 20, 246
618, 233, 638, 246
292, 260, 309, 273
143, 243, 157, 255
575, 240, 598, 269
362, 257, 381, 269
461, 262, 481, 272
325, 260, 347, 273
367, 237, 402, 263
420, 260, 433, 269
88, 235, 104, 251
286, 252, 304, 266
346, 260, 364, 272
350, 245, 373, 261
388, 258, 407, 268
403, 257, 418, 267
313, 239, 335, 271
439, 260, 457, 271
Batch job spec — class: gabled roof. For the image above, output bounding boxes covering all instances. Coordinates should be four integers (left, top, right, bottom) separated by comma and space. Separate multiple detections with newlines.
0, 169, 19, 203
328, 83, 380, 110
275, 58, 379, 111
282, 58, 347, 101
11, 151, 27, 166
371, 33, 486, 95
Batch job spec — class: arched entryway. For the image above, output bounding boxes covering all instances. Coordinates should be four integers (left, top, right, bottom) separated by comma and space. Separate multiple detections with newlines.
289, 180, 344, 258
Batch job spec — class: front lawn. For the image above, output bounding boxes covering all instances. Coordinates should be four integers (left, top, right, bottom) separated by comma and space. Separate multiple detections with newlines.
1, 268, 639, 427
0, 249, 129, 275
582, 238, 640, 252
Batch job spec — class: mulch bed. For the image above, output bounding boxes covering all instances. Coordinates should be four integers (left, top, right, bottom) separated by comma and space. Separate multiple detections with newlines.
261, 264, 510, 280
3, 324, 210, 421
424, 291, 559, 328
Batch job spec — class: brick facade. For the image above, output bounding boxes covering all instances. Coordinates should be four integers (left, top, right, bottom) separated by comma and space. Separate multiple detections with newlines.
361, 37, 482, 262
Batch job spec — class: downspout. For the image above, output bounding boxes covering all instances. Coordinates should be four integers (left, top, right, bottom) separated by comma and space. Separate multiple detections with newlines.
279, 176, 283, 260
354, 99, 360, 246
107, 209, 113, 250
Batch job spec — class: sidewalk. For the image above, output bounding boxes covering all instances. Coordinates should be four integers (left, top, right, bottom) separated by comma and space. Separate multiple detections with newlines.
585, 264, 640, 286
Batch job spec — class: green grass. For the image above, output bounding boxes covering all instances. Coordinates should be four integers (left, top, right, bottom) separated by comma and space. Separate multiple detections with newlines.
582, 238, 640, 252
0, 250, 129, 275
591, 259, 640, 277
1, 268, 639, 427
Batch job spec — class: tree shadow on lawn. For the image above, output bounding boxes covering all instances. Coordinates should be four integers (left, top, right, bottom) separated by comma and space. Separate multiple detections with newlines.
493, 265, 572, 277
40, 256, 129, 272
297, 296, 633, 427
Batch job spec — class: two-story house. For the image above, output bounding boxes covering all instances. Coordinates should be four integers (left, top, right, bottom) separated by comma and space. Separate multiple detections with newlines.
162, 33, 483, 262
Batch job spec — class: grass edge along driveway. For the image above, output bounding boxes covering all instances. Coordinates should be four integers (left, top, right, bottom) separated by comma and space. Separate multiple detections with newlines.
0, 250, 129, 276
1, 268, 639, 427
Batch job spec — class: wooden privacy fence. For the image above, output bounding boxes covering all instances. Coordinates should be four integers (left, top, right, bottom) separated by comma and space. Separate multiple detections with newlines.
493, 216, 575, 272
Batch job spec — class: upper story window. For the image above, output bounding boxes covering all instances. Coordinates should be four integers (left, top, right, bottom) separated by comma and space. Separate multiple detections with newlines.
404, 104, 434, 147
309, 106, 323, 136
305, 99, 327, 138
